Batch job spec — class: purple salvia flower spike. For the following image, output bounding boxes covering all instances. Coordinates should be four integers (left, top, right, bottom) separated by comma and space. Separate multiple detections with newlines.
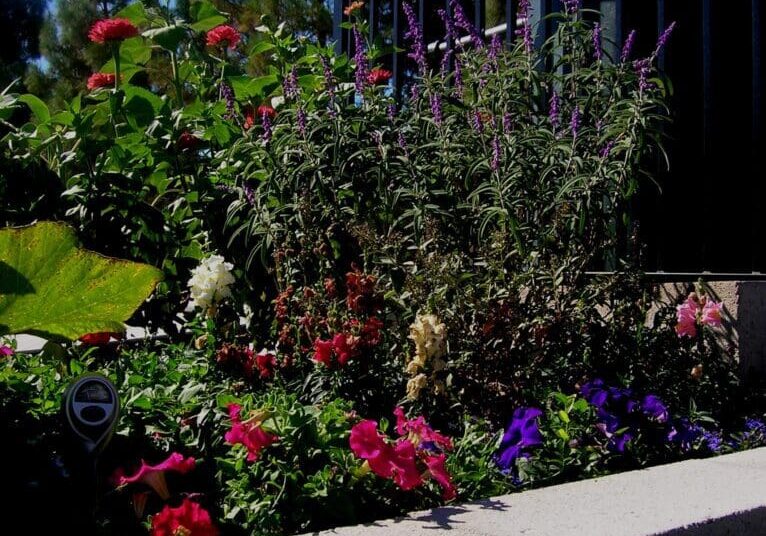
654, 21, 677, 56
593, 23, 602, 61
570, 106, 580, 138
220, 81, 236, 119
261, 110, 273, 144
563, 0, 579, 15
491, 134, 501, 171
549, 91, 560, 133
516, 0, 533, 54
430, 92, 443, 126
403, 2, 428, 76
450, 0, 483, 49
283, 67, 300, 100
621, 30, 636, 63
502, 111, 512, 133
353, 26, 369, 95
297, 107, 307, 137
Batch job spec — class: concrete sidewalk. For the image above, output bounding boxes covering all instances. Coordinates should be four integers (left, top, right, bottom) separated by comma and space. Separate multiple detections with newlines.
303, 447, 766, 535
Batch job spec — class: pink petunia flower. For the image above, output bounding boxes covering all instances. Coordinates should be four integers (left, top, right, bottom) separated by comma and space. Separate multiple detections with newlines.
115, 452, 196, 500
0, 345, 13, 357
224, 403, 277, 462
393, 406, 453, 450
424, 453, 457, 500
151, 498, 219, 536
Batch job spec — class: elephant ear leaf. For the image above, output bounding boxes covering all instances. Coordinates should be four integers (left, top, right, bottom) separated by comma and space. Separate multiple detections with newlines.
0, 221, 163, 341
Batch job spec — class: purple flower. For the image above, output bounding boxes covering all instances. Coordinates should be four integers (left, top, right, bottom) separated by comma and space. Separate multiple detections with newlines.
596, 409, 633, 453
469, 109, 483, 133
621, 30, 637, 63
593, 23, 602, 61
549, 91, 560, 133
398, 131, 408, 154
641, 395, 669, 423
453, 57, 464, 98
599, 140, 615, 158
495, 407, 543, 472
403, 2, 427, 76
745, 418, 766, 435
261, 109, 273, 144
634, 58, 652, 92
562, 0, 579, 14
489, 34, 502, 61
410, 84, 420, 101
570, 106, 580, 138
502, 112, 512, 133
438, 8, 456, 74
220, 81, 235, 119
387, 103, 397, 121
320, 54, 337, 116
353, 26, 369, 95
516, 0, 533, 54
283, 67, 300, 100
296, 107, 307, 137
667, 418, 702, 452
450, 0, 483, 49
491, 134, 501, 171
654, 21, 677, 56
701, 430, 723, 453
243, 182, 256, 206
581, 379, 609, 408
430, 92, 443, 126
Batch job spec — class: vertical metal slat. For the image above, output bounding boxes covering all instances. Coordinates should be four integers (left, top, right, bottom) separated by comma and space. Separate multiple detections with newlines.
392, 0, 403, 97
753, 0, 763, 271
333, 0, 345, 57
599, 0, 622, 65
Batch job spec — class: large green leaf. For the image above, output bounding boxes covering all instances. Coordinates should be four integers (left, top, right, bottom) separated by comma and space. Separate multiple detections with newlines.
0, 222, 163, 340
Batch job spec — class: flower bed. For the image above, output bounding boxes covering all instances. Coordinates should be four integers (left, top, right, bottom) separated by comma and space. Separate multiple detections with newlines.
1, 0, 766, 535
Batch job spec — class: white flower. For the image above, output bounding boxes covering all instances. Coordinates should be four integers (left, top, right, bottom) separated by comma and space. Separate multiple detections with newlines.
187, 255, 235, 312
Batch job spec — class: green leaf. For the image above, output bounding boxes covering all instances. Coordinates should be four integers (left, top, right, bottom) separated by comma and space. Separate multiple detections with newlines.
144, 25, 188, 51
227, 75, 279, 100
0, 222, 163, 340
189, 0, 227, 31
120, 37, 152, 65
116, 2, 149, 25
18, 94, 50, 123
123, 85, 164, 125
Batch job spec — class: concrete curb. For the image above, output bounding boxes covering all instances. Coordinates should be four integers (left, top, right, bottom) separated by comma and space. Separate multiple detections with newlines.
303, 447, 766, 536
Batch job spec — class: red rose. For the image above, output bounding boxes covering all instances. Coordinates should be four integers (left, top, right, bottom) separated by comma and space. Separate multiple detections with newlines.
88, 18, 139, 44
367, 67, 393, 86
86, 72, 116, 90
151, 498, 219, 536
206, 25, 241, 49
257, 104, 277, 120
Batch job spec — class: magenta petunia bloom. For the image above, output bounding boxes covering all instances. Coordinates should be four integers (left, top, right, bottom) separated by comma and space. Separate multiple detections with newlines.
393, 406, 453, 451
206, 25, 241, 49
151, 498, 219, 536
88, 18, 139, 44
115, 452, 196, 499
424, 453, 456, 500
0, 345, 13, 357
224, 403, 277, 462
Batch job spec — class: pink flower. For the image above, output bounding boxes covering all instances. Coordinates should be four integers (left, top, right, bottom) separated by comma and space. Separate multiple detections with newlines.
205, 25, 241, 49
367, 67, 393, 86
257, 104, 277, 120
0, 345, 13, 357
393, 406, 453, 450
115, 452, 196, 500
224, 403, 277, 462
151, 498, 219, 536
675, 297, 698, 338
388, 439, 423, 490
87, 72, 116, 90
88, 18, 139, 44
313, 338, 334, 366
425, 454, 457, 500
80, 331, 123, 346
701, 300, 723, 327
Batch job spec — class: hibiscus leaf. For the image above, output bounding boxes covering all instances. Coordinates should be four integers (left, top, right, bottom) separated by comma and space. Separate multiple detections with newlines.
0, 221, 163, 341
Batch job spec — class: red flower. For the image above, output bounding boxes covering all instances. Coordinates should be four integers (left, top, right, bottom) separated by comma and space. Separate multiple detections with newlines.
257, 104, 277, 120
313, 338, 334, 366
424, 454, 457, 500
87, 72, 116, 90
367, 67, 393, 86
151, 498, 219, 536
345, 270, 378, 313
225, 404, 278, 462
324, 277, 337, 298
177, 131, 201, 151
255, 349, 277, 379
394, 406, 453, 450
205, 25, 241, 49
80, 332, 123, 346
114, 452, 196, 500
349, 420, 422, 491
88, 18, 139, 44
361, 316, 384, 347
332, 332, 359, 365
243, 106, 256, 130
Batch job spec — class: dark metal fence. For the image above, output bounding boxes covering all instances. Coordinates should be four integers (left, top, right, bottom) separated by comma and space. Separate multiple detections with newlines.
332, 0, 766, 277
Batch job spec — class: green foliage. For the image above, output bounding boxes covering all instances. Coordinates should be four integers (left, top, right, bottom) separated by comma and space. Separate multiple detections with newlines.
0, 221, 162, 340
